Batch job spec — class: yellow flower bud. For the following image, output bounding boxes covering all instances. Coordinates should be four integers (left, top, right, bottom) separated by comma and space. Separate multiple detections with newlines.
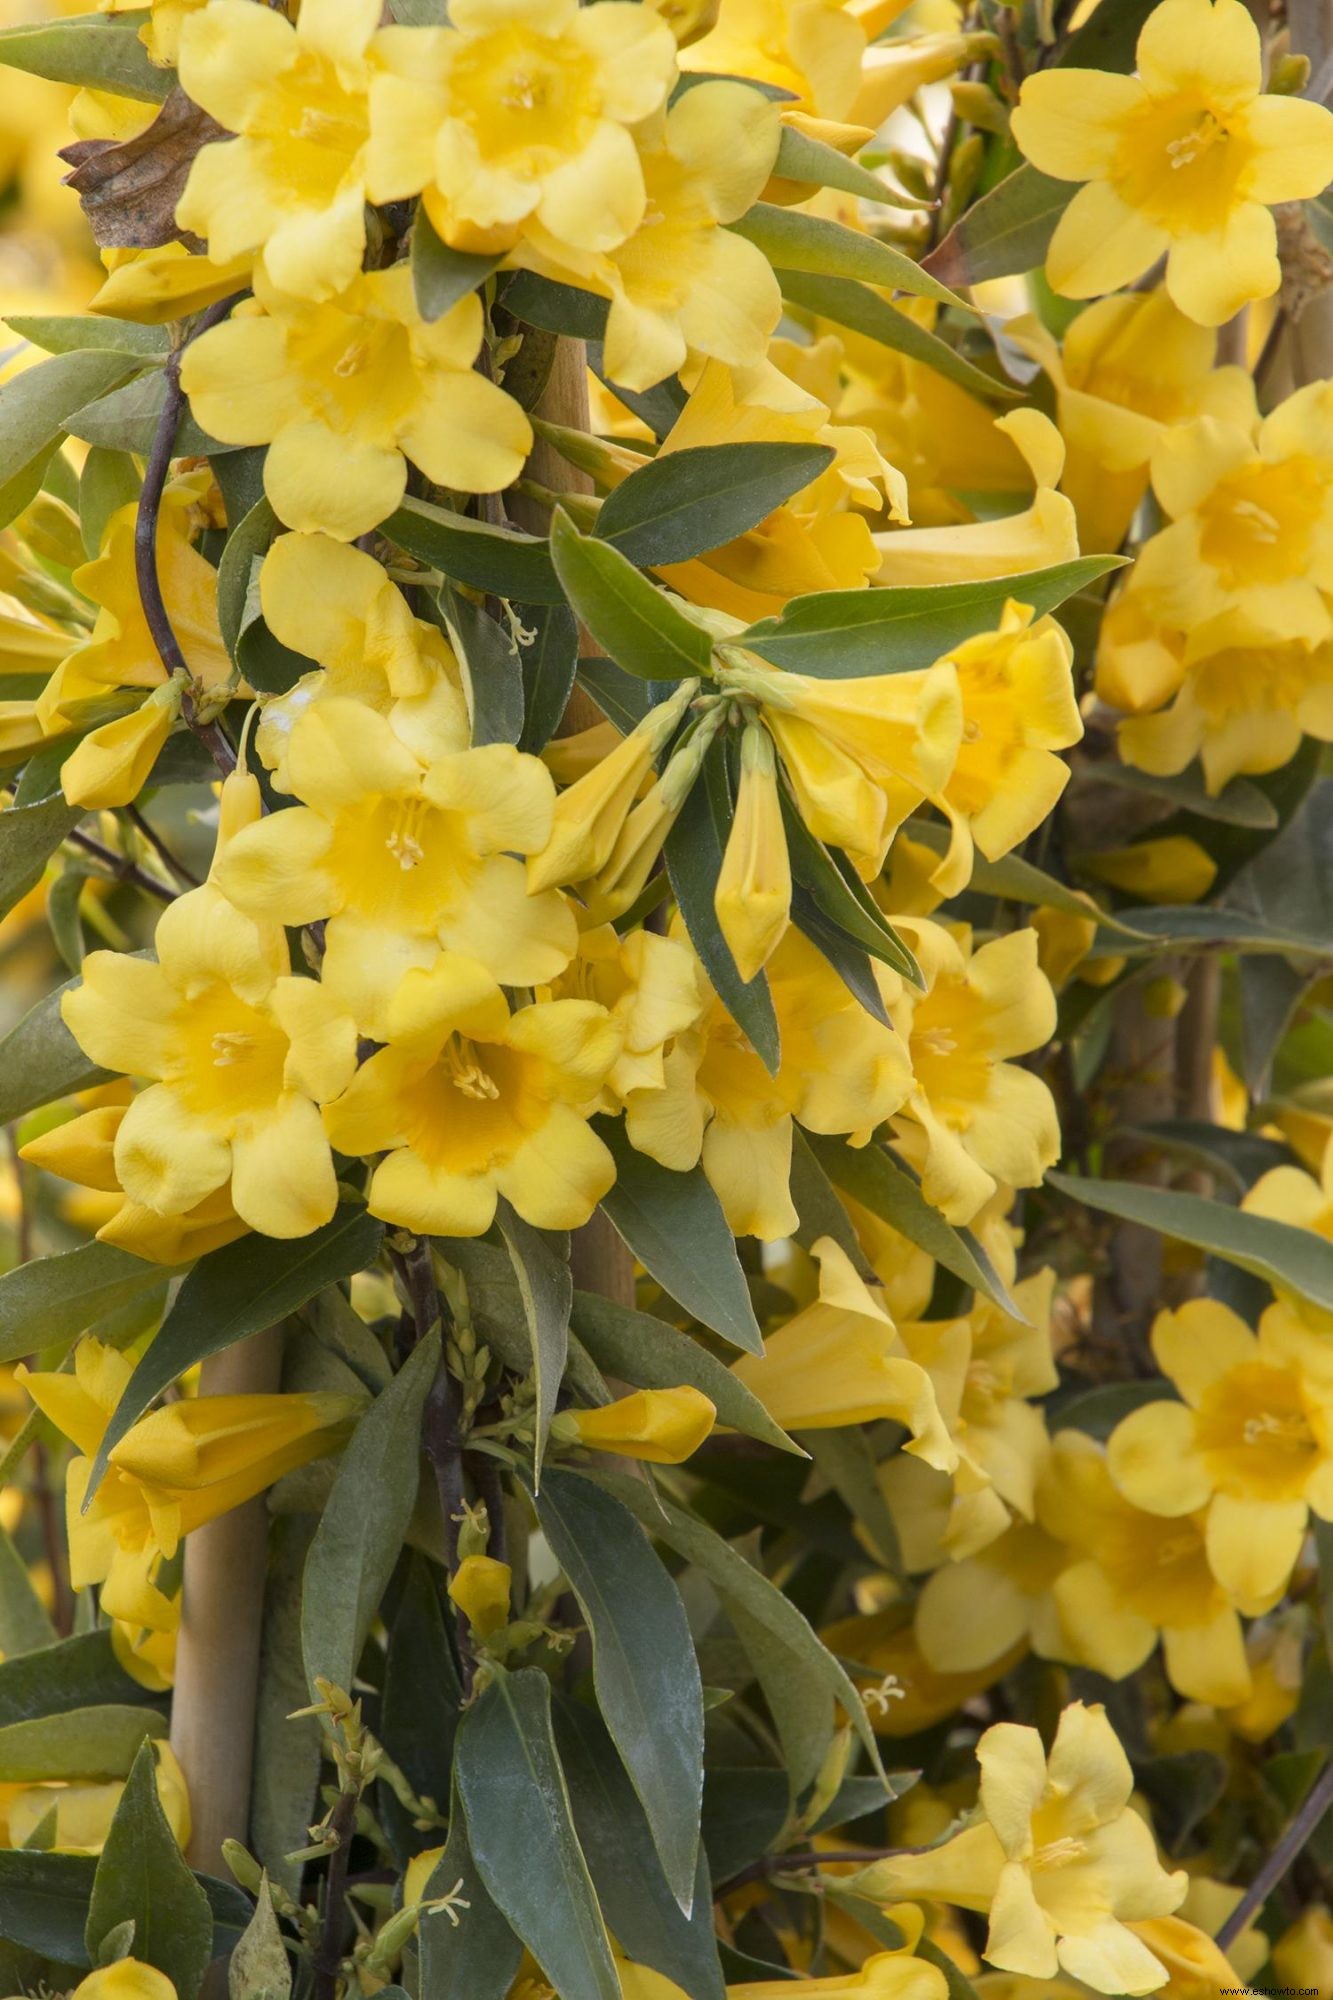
68, 1964, 177, 2000
526, 681, 698, 894
1081, 834, 1218, 905
565, 1387, 716, 1465
60, 691, 177, 811
447, 1554, 512, 1640
714, 724, 791, 984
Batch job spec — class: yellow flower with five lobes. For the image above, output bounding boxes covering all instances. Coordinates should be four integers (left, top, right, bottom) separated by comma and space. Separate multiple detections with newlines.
852, 1702, 1186, 1996
60, 680, 180, 812
681, 0, 881, 121
729, 1237, 955, 1465
5, 1740, 190, 1856
179, 266, 533, 544
175, 0, 388, 302
448, 1553, 512, 1638
20, 1100, 248, 1266
1241, 1144, 1333, 1321
366, 0, 677, 257
1011, 0, 1333, 326
214, 695, 575, 1038
714, 723, 792, 984
547, 923, 702, 1105
879, 920, 1059, 1228
559, 1385, 717, 1464
1036, 1429, 1252, 1709
19, 1338, 359, 1632
253, 531, 470, 792
624, 926, 913, 1242
60, 874, 359, 1241
874, 412, 1079, 589
1130, 379, 1333, 652
1106, 1297, 1333, 1612
65, 1962, 178, 2000
322, 951, 619, 1236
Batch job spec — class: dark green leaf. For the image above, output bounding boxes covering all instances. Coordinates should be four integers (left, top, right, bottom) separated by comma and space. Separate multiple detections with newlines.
495, 1203, 571, 1479
702, 1769, 790, 1884
739, 556, 1122, 676
1048, 1173, 1333, 1314
0, 1241, 170, 1365
787, 1130, 875, 1278
1082, 760, 1278, 830
301, 1327, 439, 1696
535, 1470, 704, 1910
65, 369, 222, 457
79, 446, 140, 558
0, 1631, 159, 1728
500, 270, 609, 341
1048, 1380, 1179, 1442
0, 973, 112, 1123
733, 203, 962, 308
438, 585, 524, 746
777, 270, 1020, 404
6, 316, 167, 361
792, 893, 891, 1025
47, 869, 87, 974
0, 10, 171, 99
550, 509, 712, 682
595, 444, 836, 568
0, 793, 82, 922
85, 1207, 384, 1500
1059, 0, 1157, 68
780, 794, 919, 983
0, 1705, 162, 1782
591, 1116, 763, 1353
922, 165, 1071, 288
380, 1555, 461, 1851
411, 210, 501, 321
455, 1667, 619, 2000
1134, 1749, 1226, 1854
804, 1429, 901, 1574
420, 1777, 522, 2000
518, 601, 578, 752
385, 496, 562, 603
217, 495, 282, 658
575, 655, 652, 733
251, 1516, 322, 1899
86, 1741, 213, 1999
0, 1850, 97, 1961
0, 1524, 56, 1656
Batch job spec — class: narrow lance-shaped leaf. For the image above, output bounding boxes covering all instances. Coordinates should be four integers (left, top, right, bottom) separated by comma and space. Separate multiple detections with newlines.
420, 1774, 523, 2000
0, 1240, 172, 1366
411, 208, 501, 321
495, 1203, 571, 1481
0, 1705, 164, 1784
85, 1740, 213, 2000
593, 443, 836, 568
384, 495, 562, 603
776, 269, 1020, 405
732, 202, 964, 309
0, 794, 83, 925
0, 9, 171, 100
550, 508, 713, 682
922, 163, 1072, 289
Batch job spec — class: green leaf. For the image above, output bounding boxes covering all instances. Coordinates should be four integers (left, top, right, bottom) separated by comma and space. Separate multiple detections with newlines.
729, 1594, 834, 1797
591, 1116, 763, 1353
47, 869, 87, 974
0, 973, 113, 1124
1059, 0, 1157, 68
0, 1850, 97, 1961
1087, 903, 1333, 959
64, 369, 223, 457
84, 1207, 385, 1501
594, 444, 836, 568
217, 494, 281, 659
0, 1631, 160, 1729
776, 270, 1020, 405
0, 1241, 171, 1365
535, 1470, 704, 1911
803, 1429, 901, 1575
86, 1741, 213, 2000
787, 1129, 875, 1278
780, 792, 919, 983
904, 816, 1148, 939
454, 1667, 620, 2000
438, 585, 524, 746
0, 1704, 162, 1782
495, 1203, 571, 1480
6, 316, 167, 362
0, 10, 171, 99
1048, 1172, 1333, 1315
0, 1524, 56, 1658
380, 1555, 461, 1855
411, 210, 501, 322
772, 123, 924, 211
595, 1471, 886, 1780
518, 601, 578, 752
419, 1776, 523, 2000
251, 1516, 322, 1899
733, 202, 962, 309
0, 793, 82, 922
555, 1697, 724, 2000
550, 509, 712, 682
301, 1327, 439, 1697
79, 446, 140, 559
575, 655, 652, 733
739, 556, 1123, 676
227, 1878, 291, 2000
1082, 760, 1278, 830
570, 1290, 800, 1455
500, 270, 610, 341
385, 496, 562, 604
1051, 1380, 1179, 1443
664, 739, 780, 1071
922, 164, 1071, 289
807, 1134, 1020, 1318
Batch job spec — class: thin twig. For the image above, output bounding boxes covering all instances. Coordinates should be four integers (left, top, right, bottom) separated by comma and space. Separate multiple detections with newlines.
1215, 1755, 1333, 1950
124, 802, 200, 886
312, 1784, 360, 2000
66, 827, 177, 904
717, 1847, 903, 1894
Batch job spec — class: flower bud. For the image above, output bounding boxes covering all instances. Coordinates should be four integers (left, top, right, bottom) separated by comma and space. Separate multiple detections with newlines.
563, 1386, 716, 1465
526, 679, 698, 893
714, 723, 791, 983
447, 1554, 512, 1639
60, 683, 180, 810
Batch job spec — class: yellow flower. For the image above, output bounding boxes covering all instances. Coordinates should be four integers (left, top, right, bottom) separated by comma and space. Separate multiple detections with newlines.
448, 1553, 512, 1638
20, 1338, 357, 1630
624, 927, 912, 1241
681, 0, 871, 120
1038, 1429, 1252, 1708
1272, 1907, 1333, 1994
854, 1702, 1186, 1996
90, 242, 255, 325
322, 952, 619, 1236
1131, 380, 1333, 650
366, 0, 677, 257
253, 531, 469, 791
21, 1101, 248, 1266
880, 921, 1059, 1227
849, 29, 985, 128
522, 82, 781, 392
179, 267, 532, 542
561, 1385, 717, 1463
1012, 0, 1333, 325
715, 722, 792, 983
6, 1741, 190, 1856
526, 680, 697, 893
67, 1962, 178, 2000
1124, 1915, 1253, 2000
727, 1950, 949, 1999
1081, 834, 1217, 904
61, 873, 359, 1241
1107, 1297, 1333, 1611
215, 694, 574, 1035
913, 1507, 1070, 1677
176, 0, 386, 301
730, 1237, 955, 1461
547, 921, 702, 1105
105, 0, 208, 68
1241, 1146, 1333, 1323
874, 412, 1078, 588
59, 688, 179, 812
822, 1605, 1022, 1738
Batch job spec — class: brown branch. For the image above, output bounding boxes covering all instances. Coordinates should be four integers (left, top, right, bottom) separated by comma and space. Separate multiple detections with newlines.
716, 1847, 904, 1895
67, 826, 177, 903
124, 802, 200, 886
312, 1783, 360, 2000
1215, 1755, 1333, 1950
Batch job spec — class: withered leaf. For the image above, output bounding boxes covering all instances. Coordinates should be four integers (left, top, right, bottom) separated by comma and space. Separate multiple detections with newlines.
60, 86, 229, 251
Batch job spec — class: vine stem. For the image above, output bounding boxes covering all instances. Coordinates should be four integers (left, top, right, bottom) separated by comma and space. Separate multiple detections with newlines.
312, 1783, 360, 2000
67, 826, 177, 904
1214, 1754, 1333, 1951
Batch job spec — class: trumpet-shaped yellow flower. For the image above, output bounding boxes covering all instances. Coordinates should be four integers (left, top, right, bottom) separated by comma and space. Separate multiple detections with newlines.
448, 1553, 512, 1638
253, 532, 469, 790
1241, 1147, 1333, 1323
854, 1702, 1186, 1995
67, 1961, 178, 2000
366, 0, 677, 257
561, 1385, 717, 1463
822, 1604, 1022, 1738
914, 1505, 1070, 1677
1012, 0, 1333, 325
874, 413, 1078, 588
681, 0, 870, 120
90, 241, 254, 324
527, 680, 697, 893
215, 695, 574, 1032
322, 952, 619, 1236
61, 869, 359, 1241
880, 921, 1059, 1227
180, 267, 532, 542
548, 922, 702, 1105
1038, 1429, 1252, 1708
1081, 834, 1217, 905
731, 1237, 955, 1462
1107, 1297, 1333, 1610
6, 1740, 190, 1856
176, 0, 385, 301
624, 927, 912, 1241
727, 1950, 949, 1999
715, 722, 792, 983
21, 1338, 357, 1631
59, 686, 179, 813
